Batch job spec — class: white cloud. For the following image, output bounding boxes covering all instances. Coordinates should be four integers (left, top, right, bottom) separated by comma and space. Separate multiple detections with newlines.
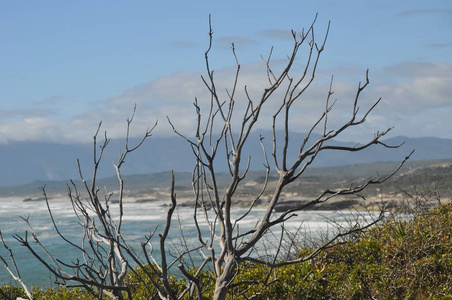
259, 29, 293, 40
398, 9, 452, 17
0, 61, 451, 144
214, 36, 258, 49
0, 107, 56, 120
358, 62, 452, 139
374, 62, 452, 110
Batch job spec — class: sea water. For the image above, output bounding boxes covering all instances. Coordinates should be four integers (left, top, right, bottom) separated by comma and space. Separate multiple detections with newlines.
0, 199, 375, 288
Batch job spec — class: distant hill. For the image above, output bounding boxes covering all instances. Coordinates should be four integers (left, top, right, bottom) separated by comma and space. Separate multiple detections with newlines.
1, 157, 451, 200
0, 131, 451, 187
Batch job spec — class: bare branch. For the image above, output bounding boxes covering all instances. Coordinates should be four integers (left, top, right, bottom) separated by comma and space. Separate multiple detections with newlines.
6, 15, 413, 300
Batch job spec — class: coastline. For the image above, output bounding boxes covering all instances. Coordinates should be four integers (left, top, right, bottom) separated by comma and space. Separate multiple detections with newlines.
1, 186, 446, 213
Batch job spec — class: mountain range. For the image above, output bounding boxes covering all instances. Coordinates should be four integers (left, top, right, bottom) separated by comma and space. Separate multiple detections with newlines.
0, 131, 451, 187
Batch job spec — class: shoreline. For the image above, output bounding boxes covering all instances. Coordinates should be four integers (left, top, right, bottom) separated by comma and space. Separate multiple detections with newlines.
0, 194, 423, 213
2, 184, 448, 213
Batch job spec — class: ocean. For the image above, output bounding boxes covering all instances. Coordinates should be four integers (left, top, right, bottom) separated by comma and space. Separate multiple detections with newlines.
0, 198, 375, 288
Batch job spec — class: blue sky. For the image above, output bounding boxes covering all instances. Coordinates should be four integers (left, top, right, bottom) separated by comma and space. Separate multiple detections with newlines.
1, 0, 451, 144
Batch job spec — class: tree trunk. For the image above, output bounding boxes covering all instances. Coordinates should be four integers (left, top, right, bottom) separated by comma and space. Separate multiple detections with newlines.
213, 258, 237, 300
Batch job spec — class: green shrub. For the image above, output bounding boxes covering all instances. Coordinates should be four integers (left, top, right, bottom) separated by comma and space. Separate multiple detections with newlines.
2, 204, 451, 299
123, 264, 189, 299
0, 285, 95, 300
227, 203, 452, 299
32, 286, 94, 300
0, 284, 27, 300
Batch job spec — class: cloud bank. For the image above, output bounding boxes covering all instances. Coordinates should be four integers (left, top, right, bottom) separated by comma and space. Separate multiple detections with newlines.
0, 61, 451, 144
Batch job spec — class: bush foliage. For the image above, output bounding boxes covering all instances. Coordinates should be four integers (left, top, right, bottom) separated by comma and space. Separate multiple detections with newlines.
2, 204, 451, 299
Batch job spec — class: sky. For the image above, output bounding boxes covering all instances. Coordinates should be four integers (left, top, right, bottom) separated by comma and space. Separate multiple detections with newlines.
1, 0, 451, 144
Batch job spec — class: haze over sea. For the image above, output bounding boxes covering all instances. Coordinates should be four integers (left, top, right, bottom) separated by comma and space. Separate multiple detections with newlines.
0, 198, 375, 288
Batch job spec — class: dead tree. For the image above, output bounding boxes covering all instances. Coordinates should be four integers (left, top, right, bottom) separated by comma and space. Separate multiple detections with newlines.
167, 15, 412, 300
2, 15, 412, 300
7, 107, 157, 300
0, 232, 34, 300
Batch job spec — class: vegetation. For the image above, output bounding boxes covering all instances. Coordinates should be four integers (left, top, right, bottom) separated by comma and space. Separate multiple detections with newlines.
1, 203, 451, 299
0, 14, 415, 300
